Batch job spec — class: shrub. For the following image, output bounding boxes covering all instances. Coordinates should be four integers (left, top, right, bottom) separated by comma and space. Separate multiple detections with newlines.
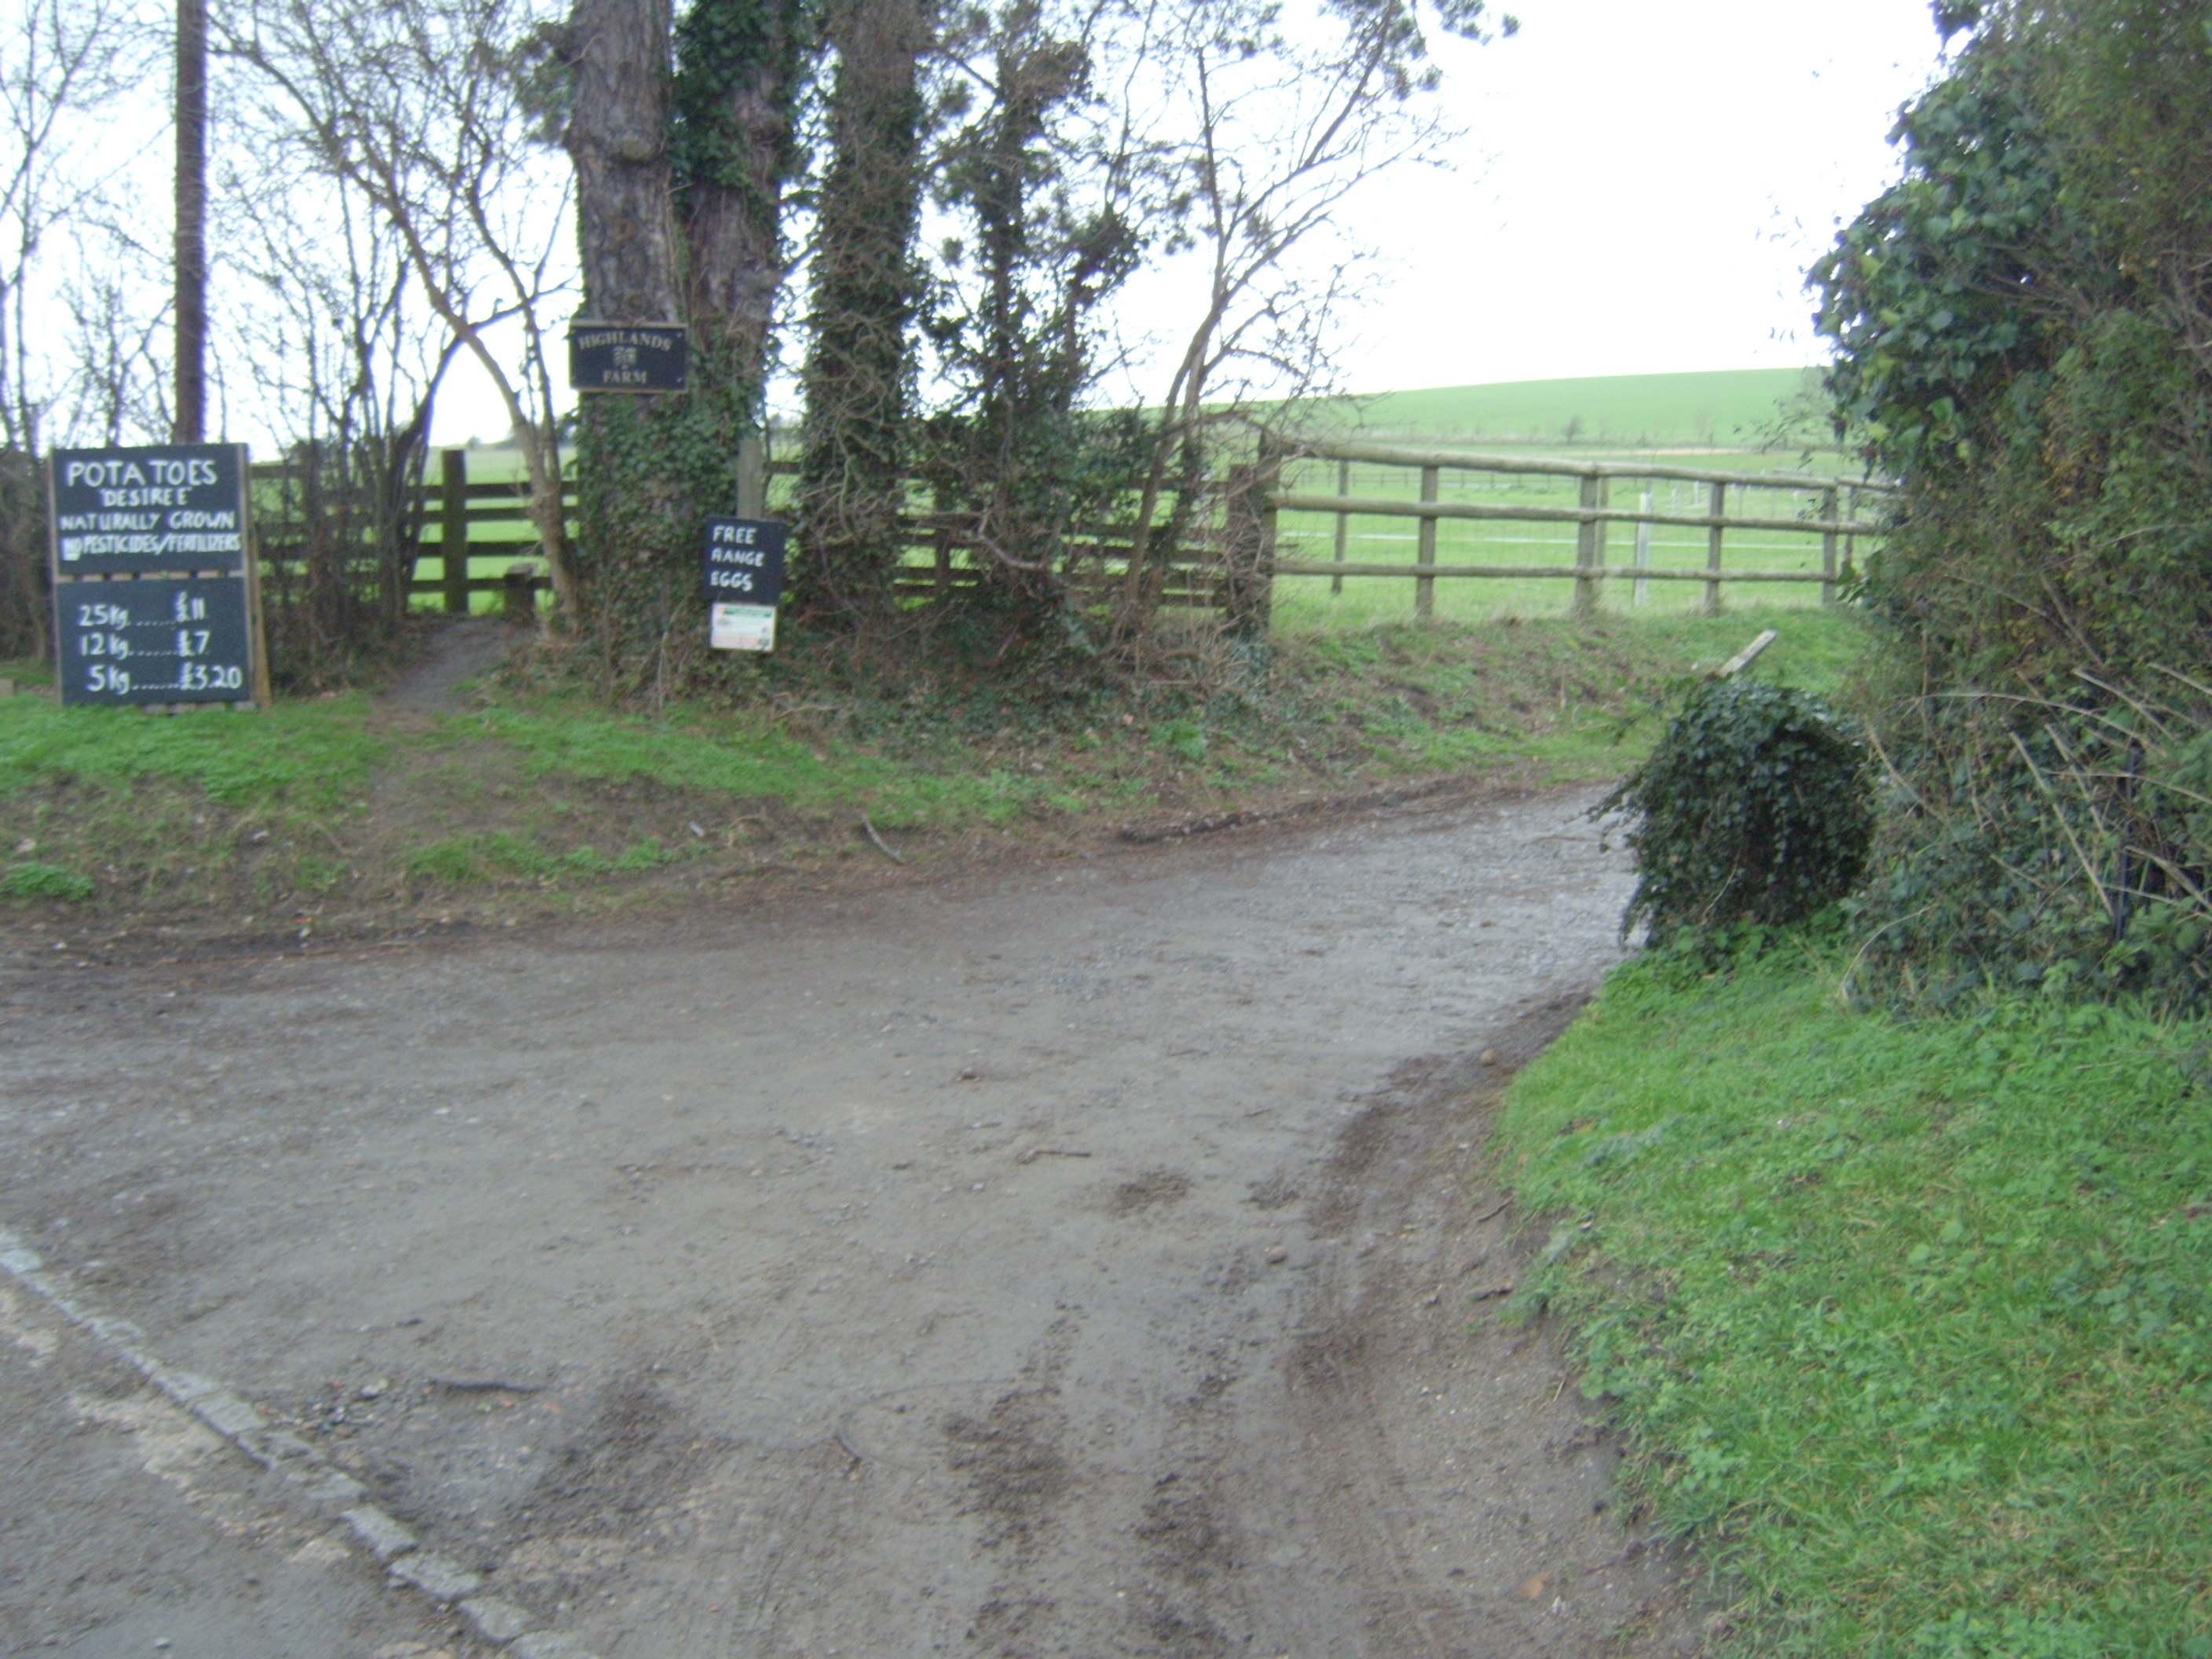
1597, 677, 1873, 942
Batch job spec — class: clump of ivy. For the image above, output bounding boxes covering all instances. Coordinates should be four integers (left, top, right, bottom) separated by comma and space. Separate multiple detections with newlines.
1595, 678, 1873, 946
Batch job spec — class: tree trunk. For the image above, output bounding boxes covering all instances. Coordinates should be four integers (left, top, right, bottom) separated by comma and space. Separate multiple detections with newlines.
797, 0, 924, 626
563, 0, 682, 325
174, 0, 207, 441
563, 0, 709, 676
674, 0, 802, 382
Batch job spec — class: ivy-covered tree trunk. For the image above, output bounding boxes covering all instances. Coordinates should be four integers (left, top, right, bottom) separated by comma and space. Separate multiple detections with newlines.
797, 0, 925, 627
674, 0, 804, 383
562, 0, 694, 680
564, 0, 800, 690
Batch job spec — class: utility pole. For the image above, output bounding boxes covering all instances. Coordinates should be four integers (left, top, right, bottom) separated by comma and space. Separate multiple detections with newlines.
174, 0, 207, 441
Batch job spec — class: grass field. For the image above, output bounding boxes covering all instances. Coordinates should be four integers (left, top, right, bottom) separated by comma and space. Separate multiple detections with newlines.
1500, 947, 2212, 1657
1306, 366, 1834, 450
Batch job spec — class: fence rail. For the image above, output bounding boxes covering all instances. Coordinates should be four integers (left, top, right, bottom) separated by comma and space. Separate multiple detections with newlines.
1265, 438, 1895, 618
247, 438, 1897, 625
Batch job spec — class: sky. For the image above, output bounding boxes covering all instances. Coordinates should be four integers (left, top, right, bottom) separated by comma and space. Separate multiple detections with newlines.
433, 0, 1951, 443
1335, 0, 1947, 391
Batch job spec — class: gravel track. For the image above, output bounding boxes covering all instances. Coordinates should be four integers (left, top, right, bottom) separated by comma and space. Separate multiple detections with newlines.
1, 785, 1703, 1657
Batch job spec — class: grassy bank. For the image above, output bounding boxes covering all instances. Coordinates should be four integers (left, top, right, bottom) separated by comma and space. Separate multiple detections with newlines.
0, 606, 1862, 939
1498, 947, 2212, 1657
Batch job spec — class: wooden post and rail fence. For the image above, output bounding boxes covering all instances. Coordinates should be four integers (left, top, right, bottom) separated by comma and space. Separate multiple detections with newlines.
248, 438, 1894, 625
1266, 439, 1893, 619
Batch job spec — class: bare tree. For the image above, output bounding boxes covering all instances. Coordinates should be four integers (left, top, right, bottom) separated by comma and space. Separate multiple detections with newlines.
217, 105, 463, 679
0, 0, 151, 455
0, 0, 155, 661
57, 233, 171, 442
1110, 0, 1510, 639
222, 0, 580, 621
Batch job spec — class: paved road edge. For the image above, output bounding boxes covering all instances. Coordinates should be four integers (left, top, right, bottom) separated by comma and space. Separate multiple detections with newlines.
0, 1223, 601, 1659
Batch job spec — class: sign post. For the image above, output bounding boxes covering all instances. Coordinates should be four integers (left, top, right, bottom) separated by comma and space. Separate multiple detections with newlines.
566, 322, 689, 394
703, 517, 786, 653
47, 443, 269, 709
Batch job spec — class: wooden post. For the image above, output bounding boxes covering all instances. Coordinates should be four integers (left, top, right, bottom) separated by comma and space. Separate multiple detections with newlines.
1820, 485, 1840, 604
1331, 457, 1350, 596
440, 447, 469, 615
240, 445, 273, 708
1250, 438, 1281, 636
1842, 485, 1858, 586
736, 435, 766, 518
1634, 489, 1652, 607
932, 482, 952, 599
1705, 480, 1726, 617
1415, 463, 1438, 620
1573, 472, 1603, 619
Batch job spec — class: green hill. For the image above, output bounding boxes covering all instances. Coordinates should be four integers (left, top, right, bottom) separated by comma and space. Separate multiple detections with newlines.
1311, 367, 1831, 450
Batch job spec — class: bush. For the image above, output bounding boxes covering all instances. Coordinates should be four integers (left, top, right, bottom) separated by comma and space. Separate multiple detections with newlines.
1597, 677, 1873, 942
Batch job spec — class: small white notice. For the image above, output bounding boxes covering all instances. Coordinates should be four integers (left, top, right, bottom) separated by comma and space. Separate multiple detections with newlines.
711, 602, 778, 652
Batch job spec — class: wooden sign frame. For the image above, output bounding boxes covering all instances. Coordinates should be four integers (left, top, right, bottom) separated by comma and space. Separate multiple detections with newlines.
47, 442, 272, 711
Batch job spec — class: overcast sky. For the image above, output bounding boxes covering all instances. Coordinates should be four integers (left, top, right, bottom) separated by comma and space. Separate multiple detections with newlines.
1335, 0, 1947, 390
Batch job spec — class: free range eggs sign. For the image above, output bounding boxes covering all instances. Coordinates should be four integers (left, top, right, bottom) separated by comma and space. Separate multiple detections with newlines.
703, 516, 786, 652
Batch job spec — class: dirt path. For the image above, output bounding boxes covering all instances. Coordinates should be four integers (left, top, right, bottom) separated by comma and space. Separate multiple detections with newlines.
376, 619, 526, 714
0, 786, 1702, 1657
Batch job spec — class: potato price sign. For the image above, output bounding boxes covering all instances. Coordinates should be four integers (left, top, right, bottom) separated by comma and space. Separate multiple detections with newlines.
48, 443, 269, 708
56, 578, 255, 700
703, 517, 786, 653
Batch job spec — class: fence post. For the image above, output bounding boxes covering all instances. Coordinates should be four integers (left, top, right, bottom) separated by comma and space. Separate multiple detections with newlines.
1820, 485, 1840, 604
1704, 480, 1726, 617
440, 447, 469, 616
1331, 457, 1350, 596
1842, 485, 1858, 585
1415, 463, 1438, 620
1573, 471, 1604, 619
736, 435, 766, 518
1634, 489, 1652, 607
1253, 439, 1280, 635
1222, 436, 1280, 638
932, 482, 952, 599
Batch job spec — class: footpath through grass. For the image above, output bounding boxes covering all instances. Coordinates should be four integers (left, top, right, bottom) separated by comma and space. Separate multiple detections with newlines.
1499, 945, 2212, 1657
0, 606, 1862, 939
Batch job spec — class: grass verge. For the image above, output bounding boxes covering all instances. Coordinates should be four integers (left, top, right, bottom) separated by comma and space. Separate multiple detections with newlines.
1497, 943, 2212, 1657
0, 605, 1864, 941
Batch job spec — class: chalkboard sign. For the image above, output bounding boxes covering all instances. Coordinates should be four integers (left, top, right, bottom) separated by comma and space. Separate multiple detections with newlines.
53, 577, 256, 705
567, 322, 688, 393
49, 444, 247, 575
703, 516, 786, 653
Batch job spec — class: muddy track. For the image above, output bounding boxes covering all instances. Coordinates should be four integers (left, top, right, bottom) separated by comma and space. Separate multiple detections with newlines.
1, 785, 1703, 1657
